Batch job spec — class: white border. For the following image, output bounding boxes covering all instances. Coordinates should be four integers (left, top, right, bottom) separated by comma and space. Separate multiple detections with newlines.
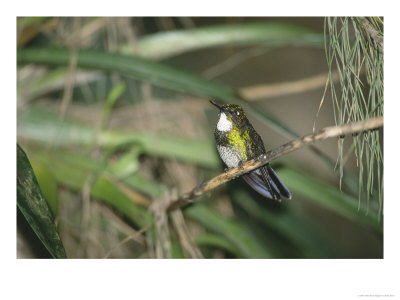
3, 2, 399, 299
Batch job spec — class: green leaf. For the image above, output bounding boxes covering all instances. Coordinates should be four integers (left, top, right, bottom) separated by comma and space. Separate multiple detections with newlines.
231, 187, 336, 258
18, 106, 219, 168
278, 165, 382, 232
194, 233, 242, 257
122, 22, 324, 59
107, 146, 142, 178
170, 239, 186, 258
16, 47, 295, 140
17, 144, 66, 258
185, 204, 272, 258
28, 148, 153, 227
101, 82, 126, 129
17, 47, 238, 101
30, 161, 58, 217
17, 67, 101, 102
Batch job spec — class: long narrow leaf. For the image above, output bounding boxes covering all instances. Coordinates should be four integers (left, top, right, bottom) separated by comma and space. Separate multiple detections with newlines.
124, 22, 324, 60
185, 204, 273, 258
17, 47, 238, 100
17, 144, 67, 258
277, 165, 382, 232
194, 233, 242, 257
18, 106, 219, 168
30, 161, 58, 217
231, 188, 336, 258
28, 148, 153, 228
16, 48, 296, 140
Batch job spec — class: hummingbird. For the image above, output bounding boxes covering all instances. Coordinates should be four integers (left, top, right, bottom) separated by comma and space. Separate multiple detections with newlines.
210, 100, 291, 201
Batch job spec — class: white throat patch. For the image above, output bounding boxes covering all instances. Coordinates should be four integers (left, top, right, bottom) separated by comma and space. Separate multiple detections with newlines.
217, 112, 232, 132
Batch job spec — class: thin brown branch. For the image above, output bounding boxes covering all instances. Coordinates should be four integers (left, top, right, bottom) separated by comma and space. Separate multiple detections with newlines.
170, 209, 204, 258
239, 70, 340, 101
106, 175, 152, 207
167, 116, 383, 212
103, 223, 152, 259
203, 46, 271, 79
59, 17, 81, 119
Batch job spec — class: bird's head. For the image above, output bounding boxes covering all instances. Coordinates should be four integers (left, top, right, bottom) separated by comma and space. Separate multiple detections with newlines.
210, 100, 247, 132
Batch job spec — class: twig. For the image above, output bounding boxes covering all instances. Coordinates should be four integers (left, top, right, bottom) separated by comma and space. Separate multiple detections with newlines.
103, 223, 152, 258
59, 17, 81, 119
240, 70, 340, 101
106, 175, 151, 207
150, 192, 173, 258
203, 46, 271, 79
167, 116, 383, 212
170, 209, 204, 258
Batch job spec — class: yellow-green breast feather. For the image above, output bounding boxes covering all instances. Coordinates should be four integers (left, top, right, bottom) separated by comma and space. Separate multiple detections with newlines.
227, 128, 250, 161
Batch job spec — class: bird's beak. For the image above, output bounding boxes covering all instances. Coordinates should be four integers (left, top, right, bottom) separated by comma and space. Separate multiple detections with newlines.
210, 100, 223, 111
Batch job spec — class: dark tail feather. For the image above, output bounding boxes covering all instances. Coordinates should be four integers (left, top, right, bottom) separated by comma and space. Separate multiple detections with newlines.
266, 164, 292, 199
242, 164, 291, 201
243, 171, 275, 200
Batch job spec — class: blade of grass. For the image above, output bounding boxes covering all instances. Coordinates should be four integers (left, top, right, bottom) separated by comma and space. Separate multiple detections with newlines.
17, 47, 238, 100
170, 239, 186, 258
101, 82, 126, 129
277, 165, 382, 232
17, 48, 297, 141
107, 146, 142, 178
17, 144, 67, 258
30, 161, 59, 217
18, 106, 219, 168
28, 147, 153, 228
122, 22, 324, 60
185, 204, 273, 258
194, 233, 242, 258
17, 67, 101, 102
231, 188, 336, 258
44, 148, 163, 199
